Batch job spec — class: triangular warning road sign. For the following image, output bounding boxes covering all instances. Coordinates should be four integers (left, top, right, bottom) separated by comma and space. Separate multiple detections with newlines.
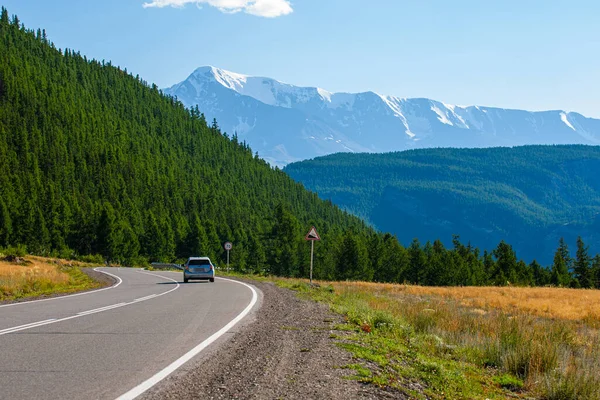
305, 226, 321, 241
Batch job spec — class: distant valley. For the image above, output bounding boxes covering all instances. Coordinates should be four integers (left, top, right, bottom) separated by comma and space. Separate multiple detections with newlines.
284, 145, 600, 265
165, 66, 600, 166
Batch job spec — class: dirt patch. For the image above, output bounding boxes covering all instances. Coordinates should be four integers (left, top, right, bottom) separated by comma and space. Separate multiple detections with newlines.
142, 279, 405, 399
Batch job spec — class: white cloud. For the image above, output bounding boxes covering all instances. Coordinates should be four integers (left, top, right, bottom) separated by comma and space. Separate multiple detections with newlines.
142, 0, 293, 18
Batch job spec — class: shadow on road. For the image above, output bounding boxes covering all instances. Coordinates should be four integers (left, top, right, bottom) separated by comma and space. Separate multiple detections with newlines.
155, 281, 211, 285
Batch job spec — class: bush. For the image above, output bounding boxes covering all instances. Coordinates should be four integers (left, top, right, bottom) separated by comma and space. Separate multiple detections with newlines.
76, 254, 105, 264
494, 374, 524, 391
1, 244, 27, 259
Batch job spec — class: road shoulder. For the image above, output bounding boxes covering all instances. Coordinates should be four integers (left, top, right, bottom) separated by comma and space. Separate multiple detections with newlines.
142, 278, 404, 399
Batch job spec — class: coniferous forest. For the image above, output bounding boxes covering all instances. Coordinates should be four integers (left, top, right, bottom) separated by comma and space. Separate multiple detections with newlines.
1, 8, 599, 288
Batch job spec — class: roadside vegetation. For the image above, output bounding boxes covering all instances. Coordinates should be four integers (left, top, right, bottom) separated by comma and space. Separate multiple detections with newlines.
0, 248, 104, 301
247, 275, 600, 400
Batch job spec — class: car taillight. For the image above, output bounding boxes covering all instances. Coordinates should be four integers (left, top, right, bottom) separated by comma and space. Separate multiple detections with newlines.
210, 265, 214, 271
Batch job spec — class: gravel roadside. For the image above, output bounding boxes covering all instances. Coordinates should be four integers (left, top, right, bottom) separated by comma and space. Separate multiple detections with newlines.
142, 279, 405, 400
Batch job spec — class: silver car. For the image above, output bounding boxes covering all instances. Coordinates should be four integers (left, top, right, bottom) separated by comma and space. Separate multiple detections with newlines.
183, 257, 215, 283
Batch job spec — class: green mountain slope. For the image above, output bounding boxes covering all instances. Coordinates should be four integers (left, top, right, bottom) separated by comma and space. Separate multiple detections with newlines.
0, 9, 374, 278
284, 146, 600, 264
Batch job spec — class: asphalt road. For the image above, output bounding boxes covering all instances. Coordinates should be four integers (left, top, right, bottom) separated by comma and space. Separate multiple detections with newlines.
0, 268, 258, 400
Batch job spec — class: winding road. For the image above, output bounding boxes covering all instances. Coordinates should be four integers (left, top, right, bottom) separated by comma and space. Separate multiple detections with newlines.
0, 268, 258, 400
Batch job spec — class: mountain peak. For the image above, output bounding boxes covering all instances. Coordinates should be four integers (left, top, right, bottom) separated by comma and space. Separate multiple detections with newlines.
164, 67, 600, 166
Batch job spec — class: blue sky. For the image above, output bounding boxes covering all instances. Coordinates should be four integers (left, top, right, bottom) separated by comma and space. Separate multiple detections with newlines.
3, 0, 599, 117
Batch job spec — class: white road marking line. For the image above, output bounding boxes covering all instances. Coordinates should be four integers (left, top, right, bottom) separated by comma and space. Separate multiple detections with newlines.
0, 270, 180, 336
0, 319, 57, 334
0, 268, 123, 308
115, 277, 259, 400
77, 303, 127, 315
134, 294, 157, 302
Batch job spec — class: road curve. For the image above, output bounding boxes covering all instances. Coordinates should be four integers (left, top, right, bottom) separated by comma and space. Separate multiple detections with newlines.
0, 268, 258, 400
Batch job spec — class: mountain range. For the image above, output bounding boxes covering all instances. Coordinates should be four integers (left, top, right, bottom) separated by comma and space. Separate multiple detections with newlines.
164, 66, 600, 166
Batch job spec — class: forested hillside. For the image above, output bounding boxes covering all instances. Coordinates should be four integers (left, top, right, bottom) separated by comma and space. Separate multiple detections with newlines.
0, 7, 373, 279
284, 146, 600, 265
2, 8, 599, 288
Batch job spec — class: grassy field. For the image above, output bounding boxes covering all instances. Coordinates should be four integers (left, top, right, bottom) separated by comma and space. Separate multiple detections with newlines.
254, 277, 600, 400
0, 254, 103, 301
397, 285, 600, 324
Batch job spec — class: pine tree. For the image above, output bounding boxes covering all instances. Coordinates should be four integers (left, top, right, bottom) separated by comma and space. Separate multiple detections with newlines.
142, 212, 164, 262
247, 232, 266, 274
335, 230, 370, 281
1, 7, 8, 26
574, 236, 593, 288
185, 215, 208, 257
377, 233, 408, 283
269, 204, 300, 277
551, 238, 572, 287
530, 260, 550, 286
0, 197, 12, 246
408, 238, 427, 284
592, 255, 600, 289
482, 250, 495, 285
492, 241, 518, 285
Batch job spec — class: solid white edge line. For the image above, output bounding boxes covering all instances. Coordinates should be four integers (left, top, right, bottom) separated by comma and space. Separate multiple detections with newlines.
0, 270, 180, 336
0, 268, 123, 309
0, 319, 57, 334
115, 277, 259, 400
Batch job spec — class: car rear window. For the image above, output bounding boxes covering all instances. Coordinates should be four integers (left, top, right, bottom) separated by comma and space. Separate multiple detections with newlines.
189, 259, 211, 266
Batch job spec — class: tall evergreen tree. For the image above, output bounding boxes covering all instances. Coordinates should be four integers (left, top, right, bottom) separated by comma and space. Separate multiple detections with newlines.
408, 238, 427, 284
335, 230, 370, 281
551, 238, 572, 287
530, 260, 549, 286
492, 241, 518, 285
592, 255, 600, 289
269, 204, 300, 277
0, 196, 12, 246
574, 236, 593, 288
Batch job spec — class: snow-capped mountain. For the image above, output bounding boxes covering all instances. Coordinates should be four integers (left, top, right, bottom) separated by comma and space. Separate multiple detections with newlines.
164, 66, 600, 166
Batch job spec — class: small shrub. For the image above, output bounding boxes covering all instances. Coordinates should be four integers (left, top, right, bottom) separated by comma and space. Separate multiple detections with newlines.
494, 374, 524, 391
76, 254, 105, 264
372, 311, 395, 330
2, 244, 28, 258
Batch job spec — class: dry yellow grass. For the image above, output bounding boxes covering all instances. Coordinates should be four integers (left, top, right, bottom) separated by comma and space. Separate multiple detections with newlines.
0, 256, 97, 300
315, 280, 600, 398
330, 282, 600, 323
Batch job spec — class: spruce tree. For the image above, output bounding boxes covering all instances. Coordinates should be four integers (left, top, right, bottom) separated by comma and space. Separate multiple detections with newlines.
335, 230, 370, 281
1, 7, 9, 25
0, 197, 12, 246
592, 255, 600, 289
408, 238, 427, 284
574, 236, 593, 288
530, 260, 549, 286
492, 241, 518, 285
551, 238, 572, 287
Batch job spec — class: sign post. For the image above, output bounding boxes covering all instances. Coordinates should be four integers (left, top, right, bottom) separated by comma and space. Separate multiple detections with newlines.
224, 242, 233, 270
304, 226, 321, 283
